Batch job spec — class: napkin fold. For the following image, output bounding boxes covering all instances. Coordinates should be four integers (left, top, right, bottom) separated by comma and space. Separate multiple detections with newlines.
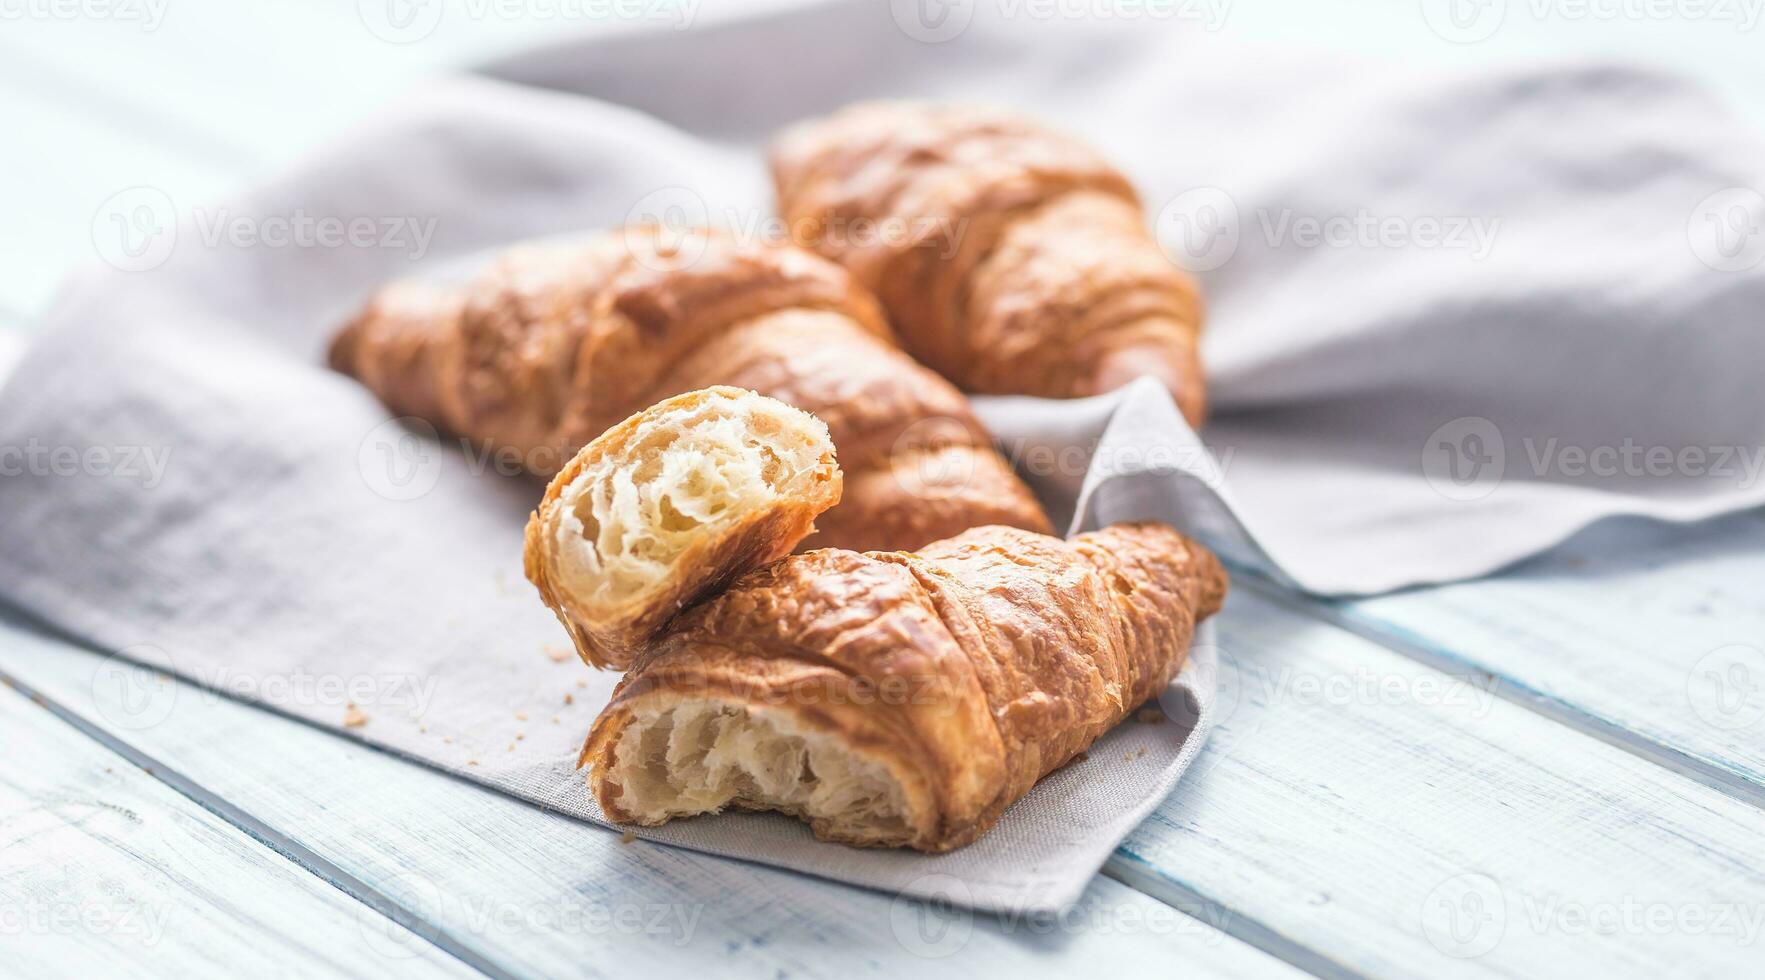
3, 0, 1763, 912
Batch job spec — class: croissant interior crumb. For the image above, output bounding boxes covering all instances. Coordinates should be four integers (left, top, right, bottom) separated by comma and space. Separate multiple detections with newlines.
608, 701, 912, 844
551, 392, 830, 611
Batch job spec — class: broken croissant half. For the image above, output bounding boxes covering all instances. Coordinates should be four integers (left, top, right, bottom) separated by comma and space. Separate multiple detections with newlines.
524, 386, 841, 670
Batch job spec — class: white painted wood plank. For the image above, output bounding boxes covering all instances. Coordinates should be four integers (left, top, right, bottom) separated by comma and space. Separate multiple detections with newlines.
1114, 587, 1765, 979
0, 616, 1309, 980
0, 680, 476, 980
1328, 512, 1765, 801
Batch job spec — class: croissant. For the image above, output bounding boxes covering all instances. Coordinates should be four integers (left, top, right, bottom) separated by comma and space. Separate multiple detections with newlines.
772, 101, 1208, 425
582, 521, 1227, 851
329, 226, 1050, 553
524, 387, 842, 670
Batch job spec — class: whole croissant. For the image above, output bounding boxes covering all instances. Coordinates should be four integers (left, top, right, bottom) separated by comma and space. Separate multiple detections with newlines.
772, 101, 1208, 425
583, 521, 1226, 851
329, 226, 1050, 553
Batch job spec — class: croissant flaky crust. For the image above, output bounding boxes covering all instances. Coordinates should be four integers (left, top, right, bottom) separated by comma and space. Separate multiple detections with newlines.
524, 387, 841, 670
582, 522, 1227, 851
329, 226, 1051, 552
772, 101, 1208, 424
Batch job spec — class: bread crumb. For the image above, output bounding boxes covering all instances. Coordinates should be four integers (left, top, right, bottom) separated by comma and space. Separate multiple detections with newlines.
443, 735, 454, 744
576, 679, 587, 689
551, 716, 560, 725
563, 693, 574, 705
343, 704, 369, 728
1135, 746, 1147, 758
619, 830, 637, 844
515, 711, 528, 721
544, 645, 572, 663
515, 732, 525, 741
507, 744, 515, 752
467, 759, 479, 767
1136, 707, 1165, 724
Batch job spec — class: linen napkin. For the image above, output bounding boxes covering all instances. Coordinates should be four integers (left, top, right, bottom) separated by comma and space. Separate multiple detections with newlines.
3, 0, 1764, 912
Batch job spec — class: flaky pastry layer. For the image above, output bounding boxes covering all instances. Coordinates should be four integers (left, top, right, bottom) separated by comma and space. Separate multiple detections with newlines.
525, 387, 840, 670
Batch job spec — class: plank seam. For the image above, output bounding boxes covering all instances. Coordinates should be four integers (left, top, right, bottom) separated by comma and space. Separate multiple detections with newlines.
1100, 854, 1369, 980
1229, 570, 1765, 812
0, 606, 1349, 978
0, 664, 519, 980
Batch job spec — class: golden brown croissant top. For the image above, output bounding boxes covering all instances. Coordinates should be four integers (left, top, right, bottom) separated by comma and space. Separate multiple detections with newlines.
330, 227, 1050, 552
772, 101, 1208, 424
583, 521, 1227, 851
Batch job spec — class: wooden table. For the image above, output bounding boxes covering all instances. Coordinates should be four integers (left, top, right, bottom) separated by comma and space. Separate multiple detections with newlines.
3, 4, 1762, 977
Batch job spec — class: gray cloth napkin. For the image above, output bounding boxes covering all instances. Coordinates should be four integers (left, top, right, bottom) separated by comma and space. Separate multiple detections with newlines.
3, 0, 1763, 912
